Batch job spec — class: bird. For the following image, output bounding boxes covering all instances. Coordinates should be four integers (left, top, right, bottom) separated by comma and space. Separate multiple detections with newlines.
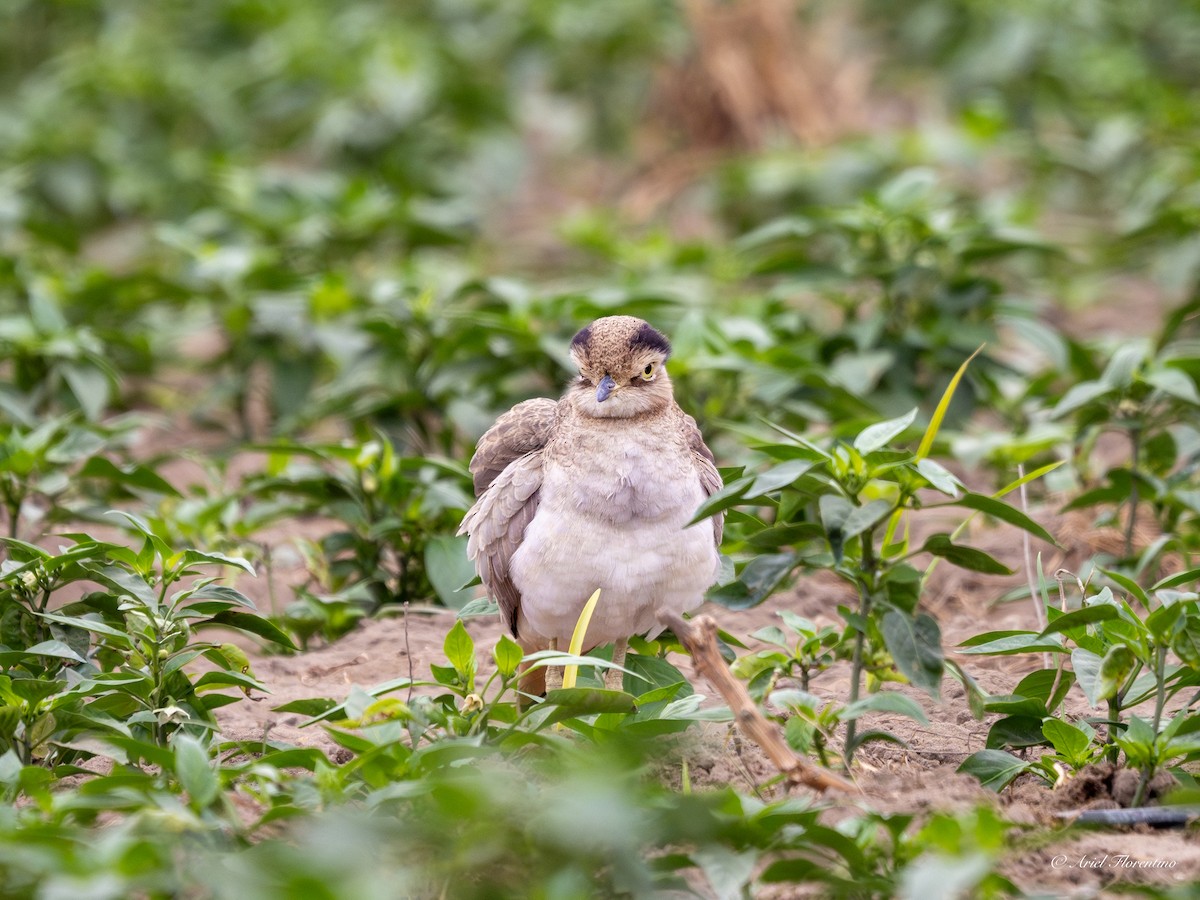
458, 315, 724, 694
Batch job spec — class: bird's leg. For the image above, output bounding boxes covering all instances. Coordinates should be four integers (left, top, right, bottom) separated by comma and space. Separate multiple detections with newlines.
605, 637, 628, 691
546, 637, 563, 694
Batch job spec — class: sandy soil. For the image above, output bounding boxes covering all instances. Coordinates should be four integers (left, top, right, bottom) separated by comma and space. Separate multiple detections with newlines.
201, 494, 1199, 898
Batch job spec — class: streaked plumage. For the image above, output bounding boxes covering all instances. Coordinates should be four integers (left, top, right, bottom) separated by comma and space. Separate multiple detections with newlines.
458, 316, 723, 690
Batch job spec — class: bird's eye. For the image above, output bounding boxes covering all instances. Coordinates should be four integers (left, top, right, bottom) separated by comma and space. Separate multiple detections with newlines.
640, 363, 655, 381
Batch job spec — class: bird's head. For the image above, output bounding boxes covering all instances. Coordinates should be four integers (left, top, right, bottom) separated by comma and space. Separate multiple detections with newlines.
567, 316, 674, 419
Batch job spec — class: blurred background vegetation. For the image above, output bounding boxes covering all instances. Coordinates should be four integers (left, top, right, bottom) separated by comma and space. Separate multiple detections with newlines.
3, 3, 1200, 896
4, 0, 1198, 434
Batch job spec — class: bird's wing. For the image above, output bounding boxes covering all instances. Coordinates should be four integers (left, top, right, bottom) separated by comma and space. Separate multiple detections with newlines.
467, 398, 559, 495
459, 398, 559, 636
683, 412, 725, 547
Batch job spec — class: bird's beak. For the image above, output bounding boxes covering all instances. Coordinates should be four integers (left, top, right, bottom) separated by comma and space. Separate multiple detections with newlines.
596, 374, 617, 403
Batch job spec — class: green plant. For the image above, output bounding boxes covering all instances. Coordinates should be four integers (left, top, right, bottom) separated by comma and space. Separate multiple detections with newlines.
1051, 314, 1200, 560
958, 567, 1200, 797
735, 169, 1054, 422
273, 614, 714, 757
242, 435, 472, 617
0, 405, 186, 546
712, 372, 1053, 764
0, 511, 292, 755
734, 610, 841, 697
0, 283, 118, 420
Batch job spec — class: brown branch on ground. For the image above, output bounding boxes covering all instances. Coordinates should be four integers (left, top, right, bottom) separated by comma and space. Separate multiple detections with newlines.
661, 611, 857, 795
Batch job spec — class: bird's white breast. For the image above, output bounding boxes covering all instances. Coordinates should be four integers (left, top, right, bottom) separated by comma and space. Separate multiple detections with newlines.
509, 417, 719, 646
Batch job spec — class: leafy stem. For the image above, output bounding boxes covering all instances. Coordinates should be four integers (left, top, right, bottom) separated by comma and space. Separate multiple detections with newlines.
843, 524, 878, 767
1131, 643, 1169, 807
1124, 424, 1142, 558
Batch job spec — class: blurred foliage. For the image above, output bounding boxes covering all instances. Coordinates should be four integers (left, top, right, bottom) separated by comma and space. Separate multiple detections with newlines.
0, 0, 682, 238
2, 0, 1200, 895
861, 0, 1200, 294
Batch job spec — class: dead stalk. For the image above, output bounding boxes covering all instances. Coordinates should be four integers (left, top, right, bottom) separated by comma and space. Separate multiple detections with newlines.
660, 611, 857, 795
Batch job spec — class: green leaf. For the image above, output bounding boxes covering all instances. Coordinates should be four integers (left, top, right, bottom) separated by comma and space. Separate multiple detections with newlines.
842, 499, 893, 540
86, 563, 157, 605
829, 349, 894, 395
958, 629, 1034, 647
424, 534, 475, 611
993, 461, 1066, 500
986, 715, 1047, 749
957, 632, 1064, 656
204, 612, 296, 650
709, 553, 796, 610
61, 362, 111, 420
1146, 366, 1200, 404
37, 612, 133, 647
690, 475, 754, 524
917, 345, 983, 459
271, 698, 338, 717
1124, 714, 1156, 746
854, 408, 918, 455
954, 493, 1056, 545
18, 640, 89, 665
1071, 648, 1104, 707
622, 654, 692, 696
182, 550, 256, 576
1012, 668, 1075, 713
1042, 719, 1091, 765
77, 457, 182, 496
745, 522, 824, 550
0, 538, 52, 562
1153, 567, 1200, 591
193, 670, 263, 693
694, 847, 759, 900
103, 511, 173, 561
882, 564, 921, 614
922, 534, 1012, 575
1146, 603, 1184, 641
443, 620, 475, 681
818, 494, 853, 533
1101, 343, 1148, 389
7, 679, 63, 706
1039, 604, 1120, 636
493, 634, 523, 679
730, 649, 788, 682
1096, 644, 1137, 702
1051, 380, 1113, 418
457, 596, 499, 619
173, 734, 218, 807
1172, 617, 1200, 668
746, 459, 817, 497
984, 695, 1048, 718
189, 584, 257, 608
880, 611, 943, 697
840, 692, 929, 724
1101, 568, 1150, 608
915, 458, 961, 496
957, 749, 1030, 792
945, 659, 987, 719
538, 688, 635, 727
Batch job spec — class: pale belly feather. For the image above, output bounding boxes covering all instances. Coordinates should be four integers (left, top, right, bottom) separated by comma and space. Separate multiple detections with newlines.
510, 433, 718, 646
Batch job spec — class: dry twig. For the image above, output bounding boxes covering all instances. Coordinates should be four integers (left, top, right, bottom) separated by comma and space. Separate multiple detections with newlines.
661, 611, 857, 795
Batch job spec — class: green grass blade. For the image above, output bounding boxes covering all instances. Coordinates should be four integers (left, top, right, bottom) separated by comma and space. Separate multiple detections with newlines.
993, 461, 1065, 499
917, 343, 984, 460
562, 588, 602, 691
